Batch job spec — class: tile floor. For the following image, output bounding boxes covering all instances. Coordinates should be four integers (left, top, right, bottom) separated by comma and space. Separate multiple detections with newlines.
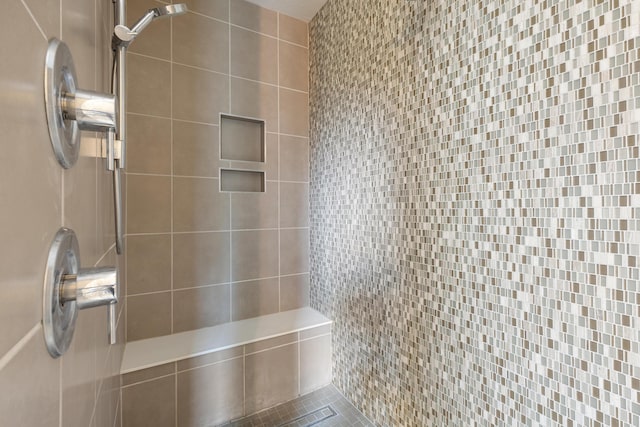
223, 384, 374, 426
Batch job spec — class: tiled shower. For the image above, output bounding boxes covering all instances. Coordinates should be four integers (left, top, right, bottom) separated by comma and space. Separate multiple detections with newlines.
1, 0, 639, 427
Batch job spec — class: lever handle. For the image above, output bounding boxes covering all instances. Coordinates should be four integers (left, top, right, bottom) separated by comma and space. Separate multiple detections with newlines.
61, 267, 118, 310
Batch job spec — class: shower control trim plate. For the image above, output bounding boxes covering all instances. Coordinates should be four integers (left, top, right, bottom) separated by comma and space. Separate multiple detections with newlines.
44, 38, 117, 169
43, 228, 118, 358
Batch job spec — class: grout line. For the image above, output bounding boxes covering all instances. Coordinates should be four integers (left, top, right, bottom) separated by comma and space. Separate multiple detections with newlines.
19, 0, 47, 41
170, 2, 175, 338
121, 372, 175, 389
179, 6, 308, 50
0, 323, 40, 372
126, 52, 309, 94
94, 243, 117, 267
277, 11, 282, 314
228, 0, 233, 325
127, 272, 310, 297
126, 227, 309, 237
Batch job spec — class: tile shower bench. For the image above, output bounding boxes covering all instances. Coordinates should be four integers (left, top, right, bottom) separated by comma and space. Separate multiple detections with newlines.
120, 307, 332, 426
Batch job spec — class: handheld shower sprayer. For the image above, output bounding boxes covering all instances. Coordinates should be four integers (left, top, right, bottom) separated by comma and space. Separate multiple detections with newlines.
113, 3, 188, 47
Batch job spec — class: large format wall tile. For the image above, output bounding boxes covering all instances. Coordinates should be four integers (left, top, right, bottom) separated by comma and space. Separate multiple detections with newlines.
245, 343, 299, 413
173, 232, 231, 289
230, 77, 279, 133
279, 14, 307, 47
280, 228, 309, 275
127, 292, 172, 340
173, 64, 229, 124
125, 1, 310, 342
122, 375, 176, 427
173, 285, 231, 332
126, 54, 171, 117
231, 278, 279, 321
173, 121, 220, 177
230, 26, 278, 84
230, 0, 277, 36
0, 1, 124, 426
279, 41, 309, 91
127, 114, 172, 174
177, 357, 244, 426
173, 12, 229, 73
127, 234, 172, 295
127, 174, 171, 233
231, 230, 279, 281
173, 177, 230, 232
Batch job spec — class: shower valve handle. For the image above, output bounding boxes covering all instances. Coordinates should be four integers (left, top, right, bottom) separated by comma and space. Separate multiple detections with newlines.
60, 267, 118, 310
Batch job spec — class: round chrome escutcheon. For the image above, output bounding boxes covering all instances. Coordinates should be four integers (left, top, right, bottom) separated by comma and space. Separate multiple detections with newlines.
44, 38, 80, 169
43, 228, 80, 358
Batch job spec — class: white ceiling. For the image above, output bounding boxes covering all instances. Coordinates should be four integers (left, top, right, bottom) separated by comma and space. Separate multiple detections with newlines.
245, 0, 329, 22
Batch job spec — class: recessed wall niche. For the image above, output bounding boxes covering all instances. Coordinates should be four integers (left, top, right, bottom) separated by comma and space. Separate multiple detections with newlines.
220, 169, 265, 193
220, 114, 265, 162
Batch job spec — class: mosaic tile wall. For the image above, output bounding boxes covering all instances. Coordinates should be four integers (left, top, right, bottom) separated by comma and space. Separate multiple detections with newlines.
309, 0, 640, 425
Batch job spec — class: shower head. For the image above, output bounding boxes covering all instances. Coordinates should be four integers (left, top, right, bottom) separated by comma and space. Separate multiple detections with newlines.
113, 3, 188, 47
154, 4, 188, 17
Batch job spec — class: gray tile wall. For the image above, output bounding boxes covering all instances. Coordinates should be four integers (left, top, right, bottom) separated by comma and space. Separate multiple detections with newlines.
121, 326, 332, 426
310, 0, 640, 426
0, 0, 125, 426
125, 0, 310, 341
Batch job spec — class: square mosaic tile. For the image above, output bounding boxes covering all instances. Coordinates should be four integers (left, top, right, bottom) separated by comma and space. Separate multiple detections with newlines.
309, 0, 640, 425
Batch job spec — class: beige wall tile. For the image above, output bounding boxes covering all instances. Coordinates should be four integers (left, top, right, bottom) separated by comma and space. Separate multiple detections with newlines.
280, 182, 309, 228
173, 285, 231, 332
231, 230, 279, 281
230, 182, 278, 229
122, 362, 175, 386
127, 114, 172, 174
279, 135, 309, 182
64, 154, 98, 267
22, 0, 60, 38
62, 0, 95, 86
127, 292, 172, 340
299, 335, 332, 394
0, 328, 60, 427
126, 234, 171, 295
173, 121, 220, 177
126, 53, 171, 117
173, 12, 229, 73
174, 177, 230, 232
0, 2, 62, 357
126, 0, 170, 60
122, 375, 176, 427
62, 310, 97, 427
279, 41, 308, 91
177, 357, 244, 426
230, 26, 277, 84
279, 88, 309, 136
177, 347, 243, 371
182, 0, 228, 20
299, 324, 330, 341
280, 228, 309, 275
245, 343, 299, 413
230, 77, 278, 132
280, 273, 310, 311
279, 14, 308, 47
173, 64, 229, 123
230, 0, 277, 36
173, 232, 231, 288
93, 372, 121, 427
244, 332, 298, 354
232, 277, 279, 321
265, 133, 280, 179
127, 174, 171, 233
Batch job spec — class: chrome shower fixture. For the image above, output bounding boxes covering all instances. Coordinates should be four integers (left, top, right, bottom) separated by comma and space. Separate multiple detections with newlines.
113, 3, 188, 47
